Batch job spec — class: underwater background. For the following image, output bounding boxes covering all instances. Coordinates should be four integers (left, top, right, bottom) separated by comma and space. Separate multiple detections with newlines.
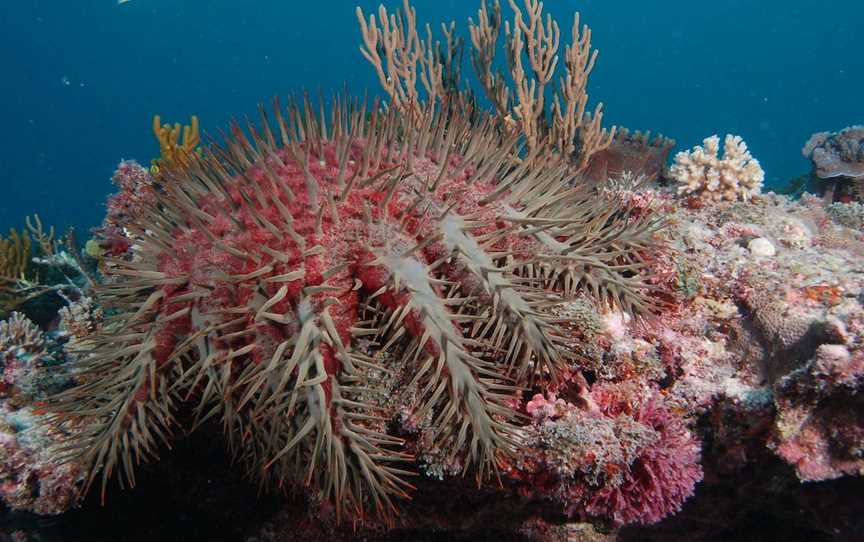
1, 0, 861, 235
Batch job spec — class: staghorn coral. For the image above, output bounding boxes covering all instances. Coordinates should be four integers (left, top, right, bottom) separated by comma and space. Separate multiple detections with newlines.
48, 91, 666, 525
670, 134, 764, 203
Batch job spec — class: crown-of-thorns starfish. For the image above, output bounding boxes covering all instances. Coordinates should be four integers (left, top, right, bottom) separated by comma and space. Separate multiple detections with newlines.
49, 94, 663, 523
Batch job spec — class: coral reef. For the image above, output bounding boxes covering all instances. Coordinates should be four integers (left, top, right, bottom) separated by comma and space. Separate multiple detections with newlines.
45, 1, 671, 528
0, 312, 81, 515
670, 134, 764, 203
236, 182, 864, 540
802, 126, 864, 203
583, 129, 675, 185
827, 201, 864, 230
516, 383, 702, 526
650, 190, 864, 484
0, 216, 94, 325
3, 1, 859, 540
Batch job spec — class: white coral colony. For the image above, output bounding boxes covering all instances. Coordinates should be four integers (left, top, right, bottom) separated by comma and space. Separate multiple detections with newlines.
671, 134, 765, 202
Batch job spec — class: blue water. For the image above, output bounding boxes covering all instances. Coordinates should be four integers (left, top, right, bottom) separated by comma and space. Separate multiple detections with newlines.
1, 0, 861, 236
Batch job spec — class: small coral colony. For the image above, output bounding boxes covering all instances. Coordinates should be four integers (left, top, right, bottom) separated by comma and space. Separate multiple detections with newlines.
1, 0, 862, 539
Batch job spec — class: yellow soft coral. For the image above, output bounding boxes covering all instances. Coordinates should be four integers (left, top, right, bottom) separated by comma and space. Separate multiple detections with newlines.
671, 134, 764, 202
151, 115, 200, 174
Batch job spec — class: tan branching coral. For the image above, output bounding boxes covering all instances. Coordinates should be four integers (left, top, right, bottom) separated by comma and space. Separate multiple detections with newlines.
356, 1, 446, 116
670, 134, 764, 202
358, 0, 614, 172
25, 214, 55, 257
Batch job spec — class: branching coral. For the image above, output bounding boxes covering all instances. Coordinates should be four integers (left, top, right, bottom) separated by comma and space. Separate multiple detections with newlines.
151, 114, 201, 174
0, 228, 32, 284
47, 89, 666, 525
357, 0, 615, 172
670, 134, 764, 202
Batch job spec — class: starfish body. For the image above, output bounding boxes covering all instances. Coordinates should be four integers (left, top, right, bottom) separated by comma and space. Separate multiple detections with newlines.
51, 97, 662, 522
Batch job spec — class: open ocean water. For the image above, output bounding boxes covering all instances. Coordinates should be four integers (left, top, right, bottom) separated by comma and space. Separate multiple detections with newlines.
2, 1, 863, 235
1, 0, 862, 235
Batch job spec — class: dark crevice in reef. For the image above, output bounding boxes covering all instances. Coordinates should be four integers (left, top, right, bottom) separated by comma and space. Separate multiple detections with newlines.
619, 413, 864, 542
7, 426, 282, 542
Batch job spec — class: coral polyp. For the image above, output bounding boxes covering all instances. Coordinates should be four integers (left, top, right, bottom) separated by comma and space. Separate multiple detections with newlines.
49, 96, 662, 522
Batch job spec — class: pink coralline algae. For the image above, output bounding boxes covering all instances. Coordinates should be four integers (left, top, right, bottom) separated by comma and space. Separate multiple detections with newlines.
94, 159, 158, 257
585, 383, 703, 525
0, 406, 82, 515
771, 333, 864, 481
516, 382, 703, 526
105, 159, 158, 227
